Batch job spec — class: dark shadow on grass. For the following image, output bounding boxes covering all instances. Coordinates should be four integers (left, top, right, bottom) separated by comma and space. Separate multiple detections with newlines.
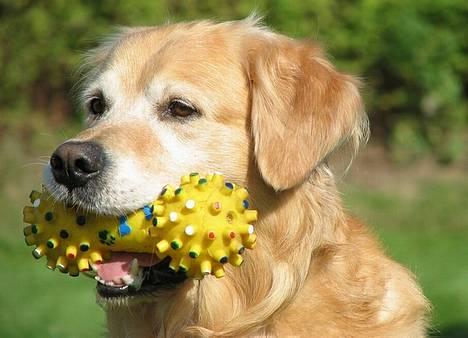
430, 323, 468, 338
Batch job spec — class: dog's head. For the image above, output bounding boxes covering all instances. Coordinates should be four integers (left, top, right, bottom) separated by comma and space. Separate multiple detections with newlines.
44, 18, 368, 301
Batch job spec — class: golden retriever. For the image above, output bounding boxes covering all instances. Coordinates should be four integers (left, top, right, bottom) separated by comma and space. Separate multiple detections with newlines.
44, 17, 429, 337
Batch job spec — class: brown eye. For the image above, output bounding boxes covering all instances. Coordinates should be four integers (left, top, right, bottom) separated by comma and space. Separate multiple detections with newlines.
89, 97, 105, 116
168, 99, 197, 118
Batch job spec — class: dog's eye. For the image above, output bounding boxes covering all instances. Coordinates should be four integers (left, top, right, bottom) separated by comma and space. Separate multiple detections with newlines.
88, 97, 105, 116
168, 99, 197, 118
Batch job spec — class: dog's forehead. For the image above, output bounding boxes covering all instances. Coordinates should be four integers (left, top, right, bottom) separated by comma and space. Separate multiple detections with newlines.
105, 25, 245, 94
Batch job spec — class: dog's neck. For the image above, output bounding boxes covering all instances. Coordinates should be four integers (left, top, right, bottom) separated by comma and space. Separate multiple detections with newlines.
105, 165, 347, 337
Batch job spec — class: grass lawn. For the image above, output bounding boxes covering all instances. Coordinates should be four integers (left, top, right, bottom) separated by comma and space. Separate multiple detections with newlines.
0, 117, 466, 337
0, 116, 106, 338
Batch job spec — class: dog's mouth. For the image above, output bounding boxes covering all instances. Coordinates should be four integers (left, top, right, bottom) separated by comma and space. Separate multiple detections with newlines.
43, 164, 190, 298
92, 253, 187, 298
44, 180, 189, 297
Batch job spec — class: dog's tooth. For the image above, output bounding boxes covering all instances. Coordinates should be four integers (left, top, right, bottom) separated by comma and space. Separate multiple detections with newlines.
95, 276, 106, 285
130, 258, 139, 276
106, 281, 115, 286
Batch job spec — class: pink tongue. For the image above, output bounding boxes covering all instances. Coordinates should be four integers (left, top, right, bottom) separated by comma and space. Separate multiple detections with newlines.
96, 252, 159, 282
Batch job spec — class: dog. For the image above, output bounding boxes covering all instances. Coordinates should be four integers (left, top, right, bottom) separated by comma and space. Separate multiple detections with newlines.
44, 17, 429, 337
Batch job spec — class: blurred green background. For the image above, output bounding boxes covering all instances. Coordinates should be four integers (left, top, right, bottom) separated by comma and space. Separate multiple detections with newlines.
0, 1, 466, 337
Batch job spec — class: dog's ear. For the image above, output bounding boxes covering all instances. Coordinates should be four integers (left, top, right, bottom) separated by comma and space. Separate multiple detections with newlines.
246, 35, 369, 191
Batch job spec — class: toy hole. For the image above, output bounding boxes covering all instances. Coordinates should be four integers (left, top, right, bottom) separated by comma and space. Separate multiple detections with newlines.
226, 211, 236, 224
59, 229, 69, 239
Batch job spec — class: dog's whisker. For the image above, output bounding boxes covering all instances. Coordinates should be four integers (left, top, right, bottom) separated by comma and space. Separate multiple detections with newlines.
21, 162, 48, 168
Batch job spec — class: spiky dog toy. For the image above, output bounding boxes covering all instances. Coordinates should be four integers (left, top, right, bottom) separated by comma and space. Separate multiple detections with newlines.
23, 173, 257, 280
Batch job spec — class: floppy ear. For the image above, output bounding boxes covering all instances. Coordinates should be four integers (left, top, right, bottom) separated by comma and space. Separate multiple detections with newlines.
247, 35, 369, 191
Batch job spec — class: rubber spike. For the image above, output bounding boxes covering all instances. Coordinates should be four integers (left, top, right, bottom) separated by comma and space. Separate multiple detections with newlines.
225, 229, 237, 240
197, 178, 208, 190
200, 260, 212, 275
211, 173, 224, 186
235, 187, 249, 200
236, 200, 247, 212
211, 249, 229, 264
169, 211, 181, 223
56, 256, 68, 272
32, 244, 46, 259
170, 239, 183, 250
206, 230, 217, 241
32, 198, 41, 208
180, 175, 191, 185
78, 258, 90, 272
239, 224, 255, 236
169, 258, 179, 271
174, 187, 186, 200
142, 205, 153, 220
46, 238, 58, 249
244, 234, 257, 249
189, 172, 200, 184
30, 224, 40, 234
221, 182, 234, 195
46, 257, 56, 270
189, 244, 201, 259
160, 185, 175, 202
153, 217, 168, 228
184, 199, 197, 212
89, 252, 103, 264
244, 210, 258, 222
23, 225, 33, 236
229, 241, 244, 254
179, 256, 191, 272
24, 234, 36, 246
66, 246, 77, 260
213, 266, 225, 278
156, 240, 169, 253
68, 264, 79, 277
229, 254, 244, 267
184, 224, 196, 236
23, 206, 35, 223
29, 190, 41, 203
153, 205, 165, 216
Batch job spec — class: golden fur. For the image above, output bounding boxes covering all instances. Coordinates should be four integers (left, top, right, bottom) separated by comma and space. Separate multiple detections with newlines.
62, 18, 429, 337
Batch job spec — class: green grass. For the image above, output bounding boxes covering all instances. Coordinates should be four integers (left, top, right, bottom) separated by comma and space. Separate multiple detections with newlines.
0, 241, 105, 338
0, 115, 105, 338
0, 115, 466, 337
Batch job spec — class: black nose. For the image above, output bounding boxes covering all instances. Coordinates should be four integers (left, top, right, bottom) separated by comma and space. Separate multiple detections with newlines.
50, 141, 105, 189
